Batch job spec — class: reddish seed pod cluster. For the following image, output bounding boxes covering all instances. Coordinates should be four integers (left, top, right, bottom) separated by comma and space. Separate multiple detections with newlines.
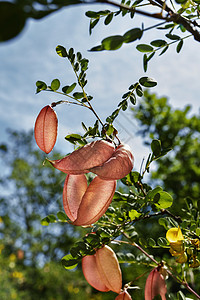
34, 106, 136, 297
34, 105, 58, 154
48, 140, 115, 174
82, 245, 122, 294
145, 267, 167, 300
34, 106, 134, 226
63, 174, 116, 226
49, 140, 134, 180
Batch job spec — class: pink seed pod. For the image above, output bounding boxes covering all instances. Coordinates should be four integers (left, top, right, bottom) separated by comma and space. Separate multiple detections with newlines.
90, 144, 134, 180
63, 174, 116, 226
115, 291, 132, 300
82, 245, 122, 293
145, 267, 167, 300
34, 105, 58, 154
48, 140, 115, 174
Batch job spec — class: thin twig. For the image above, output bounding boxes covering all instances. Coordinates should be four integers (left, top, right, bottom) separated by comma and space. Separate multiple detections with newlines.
92, 0, 200, 42
121, 231, 200, 298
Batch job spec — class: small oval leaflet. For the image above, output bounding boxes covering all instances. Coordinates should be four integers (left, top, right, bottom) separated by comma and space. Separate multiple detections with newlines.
139, 77, 157, 87
136, 44, 154, 53
62, 254, 79, 270
151, 139, 161, 156
62, 83, 77, 94
56, 45, 68, 57
123, 28, 143, 43
51, 79, 60, 91
101, 35, 124, 50
155, 191, 173, 209
150, 39, 167, 47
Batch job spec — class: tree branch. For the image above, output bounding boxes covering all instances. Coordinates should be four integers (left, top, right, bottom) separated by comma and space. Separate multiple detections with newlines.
94, 0, 200, 42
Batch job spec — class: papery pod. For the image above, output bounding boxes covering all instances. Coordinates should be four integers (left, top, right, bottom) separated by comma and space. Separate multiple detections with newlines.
115, 291, 132, 300
63, 174, 116, 226
95, 245, 122, 294
34, 105, 58, 154
90, 144, 134, 180
48, 140, 115, 174
82, 254, 110, 292
63, 174, 87, 221
82, 245, 122, 293
145, 267, 167, 300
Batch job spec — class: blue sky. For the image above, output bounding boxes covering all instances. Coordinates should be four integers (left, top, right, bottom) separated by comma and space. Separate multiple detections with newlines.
0, 3, 200, 171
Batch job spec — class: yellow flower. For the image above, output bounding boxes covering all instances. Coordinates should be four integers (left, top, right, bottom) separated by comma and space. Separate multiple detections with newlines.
176, 252, 187, 264
166, 226, 187, 264
166, 226, 184, 243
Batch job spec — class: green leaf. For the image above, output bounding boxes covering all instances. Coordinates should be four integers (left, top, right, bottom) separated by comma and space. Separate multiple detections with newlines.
159, 45, 169, 56
41, 216, 50, 226
0, 2, 26, 42
105, 124, 115, 135
159, 218, 169, 230
148, 238, 156, 247
73, 92, 84, 99
101, 35, 124, 50
36, 80, 47, 93
89, 45, 103, 52
157, 237, 169, 248
51, 79, 60, 91
61, 254, 80, 270
143, 54, 148, 72
136, 44, 154, 53
89, 18, 99, 35
166, 33, 180, 40
85, 11, 99, 18
123, 28, 143, 43
146, 186, 163, 201
62, 83, 76, 94
104, 13, 113, 25
129, 210, 141, 220
139, 237, 148, 248
65, 134, 86, 145
56, 45, 68, 57
130, 94, 136, 105
48, 214, 57, 222
139, 77, 157, 87
136, 84, 143, 97
41, 214, 57, 226
155, 191, 173, 209
121, 171, 140, 186
150, 39, 167, 47
176, 39, 183, 53
151, 139, 161, 156
57, 211, 68, 221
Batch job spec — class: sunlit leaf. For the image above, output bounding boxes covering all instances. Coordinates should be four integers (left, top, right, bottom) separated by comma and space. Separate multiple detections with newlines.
123, 28, 143, 43
150, 39, 167, 47
136, 44, 154, 52
139, 77, 157, 87
101, 35, 124, 50
62, 83, 76, 94
151, 139, 161, 156
61, 254, 79, 269
56, 45, 68, 57
176, 39, 183, 53
51, 79, 60, 91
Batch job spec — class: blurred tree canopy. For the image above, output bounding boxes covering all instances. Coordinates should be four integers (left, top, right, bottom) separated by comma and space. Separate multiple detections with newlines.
132, 91, 200, 213
1, 90, 200, 298
0, 130, 97, 300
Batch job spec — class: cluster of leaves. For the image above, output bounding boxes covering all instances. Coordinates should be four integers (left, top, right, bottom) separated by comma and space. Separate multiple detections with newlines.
36, 46, 91, 102
106, 77, 157, 125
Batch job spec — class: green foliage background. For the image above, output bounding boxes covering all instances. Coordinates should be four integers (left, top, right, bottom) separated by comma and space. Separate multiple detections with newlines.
1, 89, 200, 299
